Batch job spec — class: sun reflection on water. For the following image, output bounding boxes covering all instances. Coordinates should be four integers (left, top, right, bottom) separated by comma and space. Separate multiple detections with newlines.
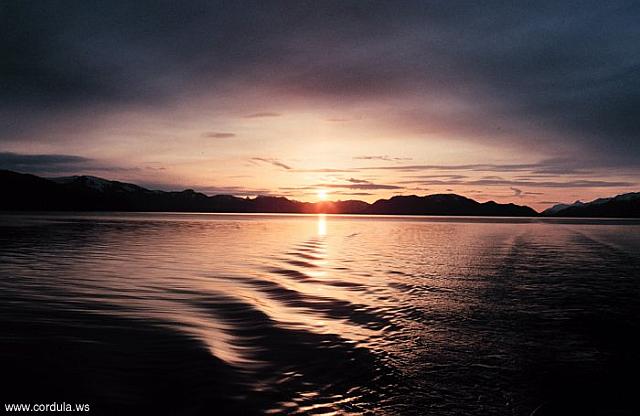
317, 214, 327, 236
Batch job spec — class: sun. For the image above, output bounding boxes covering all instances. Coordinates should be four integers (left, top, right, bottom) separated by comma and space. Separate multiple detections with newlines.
317, 189, 328, 200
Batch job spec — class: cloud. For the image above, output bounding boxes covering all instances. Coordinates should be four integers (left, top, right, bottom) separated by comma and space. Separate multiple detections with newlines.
251, 157, 292, 170
282, 180, 403, 191
320, 182, 403, 190
509, 187, 543, 198
293, 168, 359, 173
129, 180, 275, 197
202, 132, 236, 138
243, 112, 281, 118
192, 185, 272, 197
401, 178, 635, 188
0, 152, 91, 173
338, 192, 374, 196
408, 174, 468, 180
0, 151, 140, 176
296, 190, 375, 197
354, 155, 412, 162
346, 177, 371, 184
359, 158, 592, 174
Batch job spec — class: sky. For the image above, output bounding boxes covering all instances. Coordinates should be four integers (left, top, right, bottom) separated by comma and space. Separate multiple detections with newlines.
1, 1, 639, 210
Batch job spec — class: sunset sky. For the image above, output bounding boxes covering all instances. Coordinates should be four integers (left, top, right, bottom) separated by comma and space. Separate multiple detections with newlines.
2, 1, 639, 209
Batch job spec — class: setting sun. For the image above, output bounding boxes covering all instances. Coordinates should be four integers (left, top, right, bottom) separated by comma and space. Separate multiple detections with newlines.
317, 189, 328, 200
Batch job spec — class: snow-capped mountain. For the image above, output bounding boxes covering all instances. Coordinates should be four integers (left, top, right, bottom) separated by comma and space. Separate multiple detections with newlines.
543, 193, 640, 217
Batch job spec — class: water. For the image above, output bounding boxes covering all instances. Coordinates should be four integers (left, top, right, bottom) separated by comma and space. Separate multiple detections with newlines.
1, 213, 639, 415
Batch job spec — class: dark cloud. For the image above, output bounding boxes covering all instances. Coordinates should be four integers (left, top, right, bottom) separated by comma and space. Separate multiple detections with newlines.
202, 132, 236, 138
0, 151, 138, 176
510, 187, 543, 198
346, 177, 371, 184
251, 157, 292, 170
0, 152, 90, 173
401, 178, 635, 188
2, 0, 640, 164
361, 158, 596, 175
193, 185, 272, 197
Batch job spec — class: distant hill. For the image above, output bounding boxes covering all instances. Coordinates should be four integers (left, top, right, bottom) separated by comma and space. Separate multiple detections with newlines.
542, 192, 640, 218
0, 169, 536, 216
366, 194, 537, 216
542, 201, 585, 215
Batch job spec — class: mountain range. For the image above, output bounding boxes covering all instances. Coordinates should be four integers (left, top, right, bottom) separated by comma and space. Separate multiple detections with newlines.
1, 169, 638, 217
542, 193, 640, 217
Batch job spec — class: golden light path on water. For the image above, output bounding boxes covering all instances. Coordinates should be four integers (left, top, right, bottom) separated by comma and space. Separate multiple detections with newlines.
317, 214, 327, 236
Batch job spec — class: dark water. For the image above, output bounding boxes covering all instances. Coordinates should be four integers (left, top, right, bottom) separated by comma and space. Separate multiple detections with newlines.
1, 213, 639, 415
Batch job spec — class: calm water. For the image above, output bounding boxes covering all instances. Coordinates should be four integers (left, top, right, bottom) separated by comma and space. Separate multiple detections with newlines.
1, 213, 639, 415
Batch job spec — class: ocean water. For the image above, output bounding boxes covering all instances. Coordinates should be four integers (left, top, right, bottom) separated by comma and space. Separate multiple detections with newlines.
1, 213, 639, 415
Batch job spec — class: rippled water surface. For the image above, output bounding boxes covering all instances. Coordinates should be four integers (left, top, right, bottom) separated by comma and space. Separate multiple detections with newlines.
2, 213, 640, 415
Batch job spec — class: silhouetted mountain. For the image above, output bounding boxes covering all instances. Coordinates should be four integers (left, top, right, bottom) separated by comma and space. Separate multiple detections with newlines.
1, 170, 66, 211
0, 169, 538, 216
543, 192, 640, 218
542, 201, 585, 215
366, 194, 537, 216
